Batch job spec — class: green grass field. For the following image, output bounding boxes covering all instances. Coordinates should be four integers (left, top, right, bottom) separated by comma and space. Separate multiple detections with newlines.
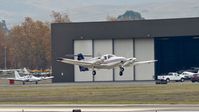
0, 83, 199, 104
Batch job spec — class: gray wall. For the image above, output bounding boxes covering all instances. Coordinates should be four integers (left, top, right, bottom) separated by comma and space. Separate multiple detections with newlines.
52, 17, 199, 82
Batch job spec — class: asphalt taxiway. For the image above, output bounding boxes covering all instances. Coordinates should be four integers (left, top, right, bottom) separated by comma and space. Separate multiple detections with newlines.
0, 104, 199, 112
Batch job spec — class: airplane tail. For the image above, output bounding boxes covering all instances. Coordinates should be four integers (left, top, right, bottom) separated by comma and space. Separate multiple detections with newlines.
23, 68, 30, 75
77, 53, 89, 72
14, 71, 22, 79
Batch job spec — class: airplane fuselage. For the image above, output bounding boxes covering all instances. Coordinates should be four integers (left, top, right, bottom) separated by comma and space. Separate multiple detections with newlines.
84, 56, 130, 69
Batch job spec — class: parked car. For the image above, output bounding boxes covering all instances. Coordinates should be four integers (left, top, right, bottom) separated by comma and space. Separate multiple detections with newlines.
157, 72, 185, 82
191, 73, 199, 82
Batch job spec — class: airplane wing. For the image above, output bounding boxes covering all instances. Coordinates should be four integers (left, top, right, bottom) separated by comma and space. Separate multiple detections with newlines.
0, 69, 21, 72
133, 60, 157, 66
41, 76, 54, 80
57, 58, 101, 67
2, 77, 15, 80
0, 70, 13, 72
3, 77, 27, 82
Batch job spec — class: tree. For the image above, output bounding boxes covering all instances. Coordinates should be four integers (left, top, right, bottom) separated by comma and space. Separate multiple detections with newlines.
106, 15, 117, 21
2, 11, 71, 69
8, 17, 51, 69
0, 28, 5, 68
51, 11, 70, 23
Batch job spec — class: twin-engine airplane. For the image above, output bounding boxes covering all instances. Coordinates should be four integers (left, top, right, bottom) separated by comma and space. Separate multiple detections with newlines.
57, 53, 157, 76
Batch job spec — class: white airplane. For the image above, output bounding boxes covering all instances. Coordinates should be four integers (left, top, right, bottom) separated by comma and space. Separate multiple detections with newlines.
57, 53, 157, 76
6, 70, 54, 85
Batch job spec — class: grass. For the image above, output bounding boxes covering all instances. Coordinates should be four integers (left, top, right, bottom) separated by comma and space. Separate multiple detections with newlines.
0, 83, 199, 104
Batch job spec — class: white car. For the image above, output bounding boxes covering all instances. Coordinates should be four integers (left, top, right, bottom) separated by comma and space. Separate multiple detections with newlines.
158, 72, 185, 82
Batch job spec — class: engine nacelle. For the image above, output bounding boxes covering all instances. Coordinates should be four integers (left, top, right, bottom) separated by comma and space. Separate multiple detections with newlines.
122, 58, 136, 67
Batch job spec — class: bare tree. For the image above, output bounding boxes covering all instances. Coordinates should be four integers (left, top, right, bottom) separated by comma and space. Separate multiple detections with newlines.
0, 29, 5, 68
51, 11, 70, 23
106, 15, 117, 21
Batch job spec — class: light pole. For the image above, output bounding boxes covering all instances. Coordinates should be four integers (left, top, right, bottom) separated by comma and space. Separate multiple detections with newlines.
4, 46, 7, 70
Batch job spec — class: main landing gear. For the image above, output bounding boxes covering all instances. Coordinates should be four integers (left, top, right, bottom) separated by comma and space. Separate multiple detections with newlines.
92, 70, 96, 76
92, 70, 96, 82
119, 67, 124, 76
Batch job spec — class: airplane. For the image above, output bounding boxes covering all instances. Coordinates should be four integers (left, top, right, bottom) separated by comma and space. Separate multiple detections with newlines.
23, 68, 54, 80
57, 53, 157, 76
6, 70, 54, 85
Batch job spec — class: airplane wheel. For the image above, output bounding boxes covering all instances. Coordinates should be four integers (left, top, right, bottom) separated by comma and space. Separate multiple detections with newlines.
166, 78, 170, 83
92, 70, 96, 76
23, 82, 25, 85
119, 71, 123, 76
120, 67, 124, 72
35, 81, 38, 84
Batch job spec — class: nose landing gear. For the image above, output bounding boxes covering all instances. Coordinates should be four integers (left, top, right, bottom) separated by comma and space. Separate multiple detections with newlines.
92, 70, 96, 76
119, 67, 124, 76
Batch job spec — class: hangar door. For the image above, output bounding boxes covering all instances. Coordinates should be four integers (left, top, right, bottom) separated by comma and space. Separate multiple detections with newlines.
155, 36, 199, 76
94, 40, 113, 81
74, 40, 93, 82
74, 39, 113, 82
135, 38, 155, 80
114, 39, 134, 81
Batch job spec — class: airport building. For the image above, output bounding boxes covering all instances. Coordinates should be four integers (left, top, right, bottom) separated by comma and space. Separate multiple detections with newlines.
52, 17, 199, 83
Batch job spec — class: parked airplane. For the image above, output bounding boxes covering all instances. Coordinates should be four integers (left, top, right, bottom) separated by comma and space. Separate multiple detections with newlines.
23, 68, 54, 80
6, 71, 54, 85
57, 53, 157, 76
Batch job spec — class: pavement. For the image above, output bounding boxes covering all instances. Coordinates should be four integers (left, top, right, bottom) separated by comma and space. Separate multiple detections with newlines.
0, 104, 199, 112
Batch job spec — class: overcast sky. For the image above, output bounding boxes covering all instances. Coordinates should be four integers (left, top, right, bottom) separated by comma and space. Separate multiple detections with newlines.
1, 0, 199, 28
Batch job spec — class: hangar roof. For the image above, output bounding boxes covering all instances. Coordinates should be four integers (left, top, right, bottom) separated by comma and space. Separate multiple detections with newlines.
52, 17, 199, 39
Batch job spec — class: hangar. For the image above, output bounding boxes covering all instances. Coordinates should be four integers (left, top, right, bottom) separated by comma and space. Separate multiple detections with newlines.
52, 17, 199, 83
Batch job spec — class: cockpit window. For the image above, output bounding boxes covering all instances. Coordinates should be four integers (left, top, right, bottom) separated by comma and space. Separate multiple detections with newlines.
108, 55, 113, 59
104, 56, 107, 60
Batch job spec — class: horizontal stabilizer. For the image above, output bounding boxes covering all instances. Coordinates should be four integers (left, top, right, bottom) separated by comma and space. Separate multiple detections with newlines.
79, 66, 89, 72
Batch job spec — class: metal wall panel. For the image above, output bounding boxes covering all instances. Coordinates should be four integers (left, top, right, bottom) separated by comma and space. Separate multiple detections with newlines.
134, 38, 155, 80
74, 40, 93, 82
94, 40, 113, 81
114, 39, 134, 81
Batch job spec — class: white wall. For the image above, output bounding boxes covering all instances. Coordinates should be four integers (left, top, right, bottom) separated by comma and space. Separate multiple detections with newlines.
74, 40, 93, 82
134, 38, 155, 80
114, 39, 134, 81
94, 40, 113, 81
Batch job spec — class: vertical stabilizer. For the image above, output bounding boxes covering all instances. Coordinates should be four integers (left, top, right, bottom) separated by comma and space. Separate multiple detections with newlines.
77, 53, 89, 71
23, 68, 30, 75
14, 71, 22, 79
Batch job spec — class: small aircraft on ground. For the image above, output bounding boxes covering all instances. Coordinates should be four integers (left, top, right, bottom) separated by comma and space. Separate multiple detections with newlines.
6, 70, 54, 85
57, 53, 157, 76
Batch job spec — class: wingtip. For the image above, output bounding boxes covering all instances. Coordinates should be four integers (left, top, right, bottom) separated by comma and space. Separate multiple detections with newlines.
56, 58, 63, 62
